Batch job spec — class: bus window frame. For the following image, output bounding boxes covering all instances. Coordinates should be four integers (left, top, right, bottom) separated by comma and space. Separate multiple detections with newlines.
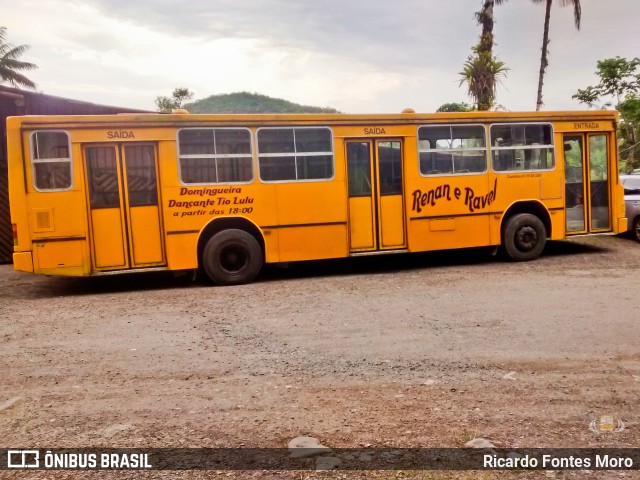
29, 130, 74, 193
417, 123, 489, 178
176, 126, 256, 186
256, 126, 336, 184
489, 122, 556, 173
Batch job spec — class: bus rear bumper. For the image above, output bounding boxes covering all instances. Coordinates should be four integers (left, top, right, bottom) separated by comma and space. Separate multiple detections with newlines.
13, 252, 34, 273
618, 217, 628, 234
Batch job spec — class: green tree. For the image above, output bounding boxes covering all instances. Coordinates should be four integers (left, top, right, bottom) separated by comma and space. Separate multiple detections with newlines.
532, 0, 582, 110
573, 57, 640, 171
616, 94, 640, 172
155, 87, 195, 112
571, 85, 603, 109
574, 57, 640, 105
436, 102, 474, 113
459, 1, 509, 111
0, 27, 37, 89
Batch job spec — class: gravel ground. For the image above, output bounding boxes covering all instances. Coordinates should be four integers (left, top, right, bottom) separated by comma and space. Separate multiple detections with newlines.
1, 235, 639, 480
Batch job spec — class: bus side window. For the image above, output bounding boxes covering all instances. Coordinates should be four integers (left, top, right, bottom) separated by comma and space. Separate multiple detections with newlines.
418, 124, 487, 176
31, 131, 73, 191
491, 123, 555, 172
178, 128, 253, 184
258, 127, 334, 182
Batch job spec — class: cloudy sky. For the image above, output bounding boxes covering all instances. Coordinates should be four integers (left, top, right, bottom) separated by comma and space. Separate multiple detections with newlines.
2, 0, 639, 113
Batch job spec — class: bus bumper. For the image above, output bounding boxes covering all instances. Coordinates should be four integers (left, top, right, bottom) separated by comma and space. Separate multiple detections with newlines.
13, 252, 34, 273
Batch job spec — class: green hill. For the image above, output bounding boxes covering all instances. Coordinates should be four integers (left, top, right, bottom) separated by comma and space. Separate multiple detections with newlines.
185, 91, 340, 114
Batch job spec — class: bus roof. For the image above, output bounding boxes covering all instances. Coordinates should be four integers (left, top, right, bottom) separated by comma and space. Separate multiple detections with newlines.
8, 109, 619, 129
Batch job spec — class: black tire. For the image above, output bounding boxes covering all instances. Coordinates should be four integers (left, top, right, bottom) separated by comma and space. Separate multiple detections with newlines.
632, 217, 640, 243
202, 229, 262, 285
502, 213, 547, 261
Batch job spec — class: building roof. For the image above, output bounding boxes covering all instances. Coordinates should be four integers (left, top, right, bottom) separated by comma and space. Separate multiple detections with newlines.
0, 85, 150, 115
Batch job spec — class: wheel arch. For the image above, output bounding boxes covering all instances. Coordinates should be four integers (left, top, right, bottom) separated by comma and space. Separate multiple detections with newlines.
500, 200, 552, 241
197, 217, 266, 268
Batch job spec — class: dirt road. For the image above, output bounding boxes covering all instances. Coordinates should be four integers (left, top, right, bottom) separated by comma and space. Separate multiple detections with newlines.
1, 236, 639, 479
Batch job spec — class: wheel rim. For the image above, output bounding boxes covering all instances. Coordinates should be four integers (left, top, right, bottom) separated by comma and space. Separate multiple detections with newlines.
635, 222, 640, 241
515, 225, 538, 252
219, 244, 249, 274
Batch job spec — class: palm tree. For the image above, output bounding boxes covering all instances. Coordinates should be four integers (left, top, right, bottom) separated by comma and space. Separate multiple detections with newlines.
532, 0, 581, 110
459, 0, 509, 111
0, 27, 37, 89
475, 0, 508, 57
459, 47, 508, 111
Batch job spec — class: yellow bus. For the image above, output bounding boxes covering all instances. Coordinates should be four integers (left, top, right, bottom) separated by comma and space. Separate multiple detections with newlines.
7, 110, 627, 285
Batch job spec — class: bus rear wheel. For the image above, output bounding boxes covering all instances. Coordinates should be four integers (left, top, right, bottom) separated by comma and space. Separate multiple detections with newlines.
632, 217, 640, 243
202, 229, 263, 285
502, 213, 547, 261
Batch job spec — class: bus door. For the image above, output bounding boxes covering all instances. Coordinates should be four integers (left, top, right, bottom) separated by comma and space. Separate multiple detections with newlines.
563, 133, 611, 234
83, 143, 165, 270
346, 139, 406, 252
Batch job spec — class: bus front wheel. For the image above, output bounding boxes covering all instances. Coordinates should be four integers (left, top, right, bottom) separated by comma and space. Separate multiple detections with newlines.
502, 213, 547, 261
202, 229, 263, 285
